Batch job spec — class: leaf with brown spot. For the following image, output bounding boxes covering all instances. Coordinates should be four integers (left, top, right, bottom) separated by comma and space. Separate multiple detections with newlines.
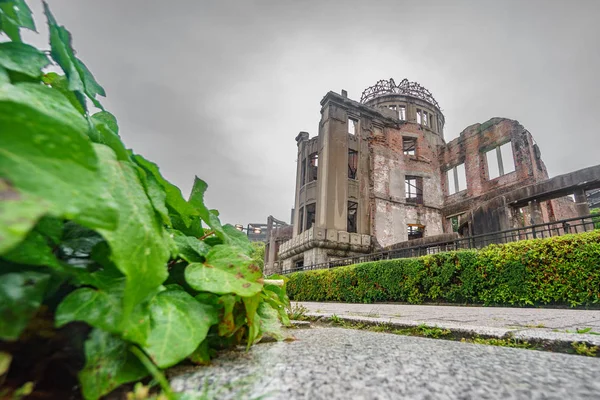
184, 245, 263, 297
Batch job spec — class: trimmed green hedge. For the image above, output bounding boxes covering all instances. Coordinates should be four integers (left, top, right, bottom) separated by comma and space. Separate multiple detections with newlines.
287, 230, 600, 307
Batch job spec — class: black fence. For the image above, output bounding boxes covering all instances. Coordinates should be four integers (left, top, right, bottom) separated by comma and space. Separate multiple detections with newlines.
282, 214, 600, 274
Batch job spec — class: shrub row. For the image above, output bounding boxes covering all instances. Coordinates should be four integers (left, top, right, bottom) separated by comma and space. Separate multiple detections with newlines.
286, 230, 600, 307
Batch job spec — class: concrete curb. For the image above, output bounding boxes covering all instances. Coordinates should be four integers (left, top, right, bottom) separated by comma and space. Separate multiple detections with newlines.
305, 312, 600, 349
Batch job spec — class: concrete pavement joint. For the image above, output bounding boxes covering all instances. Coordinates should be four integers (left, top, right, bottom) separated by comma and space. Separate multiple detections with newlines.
305, 312, 600, 356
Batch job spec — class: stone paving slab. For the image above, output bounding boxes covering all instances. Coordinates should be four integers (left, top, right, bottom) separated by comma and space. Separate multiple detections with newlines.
298, 302, 600, 346
169, 327, 600, 399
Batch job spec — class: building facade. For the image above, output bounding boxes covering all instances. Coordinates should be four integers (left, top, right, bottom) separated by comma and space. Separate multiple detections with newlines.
266, 78, 585, 274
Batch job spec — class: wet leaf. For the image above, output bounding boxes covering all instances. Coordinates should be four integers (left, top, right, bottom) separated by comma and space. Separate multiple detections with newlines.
144, 290, 218, 368
79, 329, 148, 400
0, 42, 48, 78
43, 2, 105, 110
94, 144, 170, 327
0, 271, 49, 340
133, 155, 196, 228
0, 83, 118, 254
184, 245, 263, 297
0, 0, 35, 42
171, 229, 210, 263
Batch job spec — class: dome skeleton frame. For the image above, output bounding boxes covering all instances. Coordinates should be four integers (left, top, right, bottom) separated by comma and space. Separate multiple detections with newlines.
360, 78, 441, 110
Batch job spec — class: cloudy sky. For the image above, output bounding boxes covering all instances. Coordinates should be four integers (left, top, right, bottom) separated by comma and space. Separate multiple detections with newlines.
24, 0, 600, 226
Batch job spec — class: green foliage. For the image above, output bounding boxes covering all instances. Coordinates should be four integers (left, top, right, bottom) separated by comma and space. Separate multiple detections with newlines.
461, 336, 534, 349
250, 241, 266, 271
571, 342, 598, 357
287, 231, 600, 307
591, 208, 600, 230
0, 3, 290, 399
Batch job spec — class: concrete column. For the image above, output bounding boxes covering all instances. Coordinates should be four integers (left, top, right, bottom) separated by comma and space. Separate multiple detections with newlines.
574, 189, 590, 217
316, 103, 348, 232
528, 200, 544, 225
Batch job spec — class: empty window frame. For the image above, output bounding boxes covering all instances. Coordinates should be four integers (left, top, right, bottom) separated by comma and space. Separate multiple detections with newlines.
348, 117, 358, 135
407, 224, 424, 240
416, 109, 422, 124
308, 152, 318, 182
399, 106, 406, 120
446, 163, 467, 195
300, 158, 306, 186
403, 137, 417, 156
405, 176, 423, 204
305, 203, 316, 230
347, 201, 358, 233
297, 207, 304, 234
422, 112, 428, 127
485, 141, 516, 180
348, 149, 358, 179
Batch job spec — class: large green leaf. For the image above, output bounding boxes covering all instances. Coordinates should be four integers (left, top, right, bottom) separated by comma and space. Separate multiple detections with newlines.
143, 290, 218, 368
242, 293, 261, 349
184, 245, 263, 297
136, 167, 170, 226
42, 72, 85, 115
94, 144, 170, 325
43, 2, 105, 110
79, 329, 148, 400
0, 42, 49, 78
1, 229, 61, 269
0, 271, 49, 340
55, 284, 154, 346
0, 82, 118, 254
0, 0, 35, 42
222, 224, 253, 255
55, 287, 121, 331
88, 111, 128, 161
188, 177, 226, 240
217, 294, 237, 337
133, 155, 196, 227
257, 301, 285, 341
170, 229, 210, 263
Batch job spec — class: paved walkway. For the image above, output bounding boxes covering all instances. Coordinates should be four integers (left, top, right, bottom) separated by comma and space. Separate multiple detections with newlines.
297, 302, 600, 345
170, 328, 600, 399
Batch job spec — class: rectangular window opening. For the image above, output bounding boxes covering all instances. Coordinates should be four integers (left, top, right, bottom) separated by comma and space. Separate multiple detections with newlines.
297, 207, 304, 234
348, 118, 357, 135
407, 224, 424, 240
399, 106, 406, 120
348, 149, 358, 179
308, 153, 318, 182
500, 142, 516, 174
446, 163, 467, 195
305, 203, 315, 230
486, 141, 514, 180
403, 137, 417, 156
405, 176, 423, 204
422, 112, 428, 127
347, 201, 358, 233
416, 109, 422, 124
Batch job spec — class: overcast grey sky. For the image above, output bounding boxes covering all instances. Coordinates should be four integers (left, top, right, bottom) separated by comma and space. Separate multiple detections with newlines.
25, 0, 600, 226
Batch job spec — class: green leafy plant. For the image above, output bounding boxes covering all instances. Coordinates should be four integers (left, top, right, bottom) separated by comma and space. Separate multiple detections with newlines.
571, 342, 598, 357
287, 303, 310, 321
0, 2, 290, 399
286, 230, 600, 307
461, 336, 534, 349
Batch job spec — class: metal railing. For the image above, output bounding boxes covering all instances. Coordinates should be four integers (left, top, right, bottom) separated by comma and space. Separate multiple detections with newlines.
282, 214, 600, 274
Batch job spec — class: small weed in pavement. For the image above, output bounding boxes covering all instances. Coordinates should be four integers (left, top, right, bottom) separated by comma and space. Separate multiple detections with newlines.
571, 342, 598, 357
461, 336, 536, 350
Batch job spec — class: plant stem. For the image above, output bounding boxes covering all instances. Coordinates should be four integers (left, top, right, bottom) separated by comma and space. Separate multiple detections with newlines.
129, 346, 175, 400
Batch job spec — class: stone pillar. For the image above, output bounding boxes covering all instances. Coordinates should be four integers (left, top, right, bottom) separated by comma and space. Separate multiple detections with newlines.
528, 199, 545, 238
528, 200, 544, 225
574, 189, 590, 217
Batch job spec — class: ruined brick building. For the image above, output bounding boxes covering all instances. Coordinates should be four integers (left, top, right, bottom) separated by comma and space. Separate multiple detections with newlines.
264, 78, 597, 274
